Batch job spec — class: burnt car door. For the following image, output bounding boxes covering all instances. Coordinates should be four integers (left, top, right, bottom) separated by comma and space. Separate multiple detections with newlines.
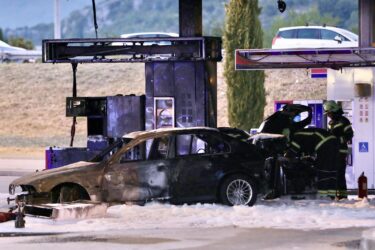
169, 131, 231, 203
101, 136, 173, 202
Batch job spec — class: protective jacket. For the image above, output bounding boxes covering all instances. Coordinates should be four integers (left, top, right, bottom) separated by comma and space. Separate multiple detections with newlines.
328, 115, 353, 155
287, 128, 339, 197
328, 114, 353, 198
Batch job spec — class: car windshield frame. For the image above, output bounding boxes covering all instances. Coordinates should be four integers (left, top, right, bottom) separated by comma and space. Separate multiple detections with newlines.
89, 139, 126, 162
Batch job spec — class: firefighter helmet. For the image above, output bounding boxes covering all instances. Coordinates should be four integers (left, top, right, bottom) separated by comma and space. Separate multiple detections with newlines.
323, 100, 341, 114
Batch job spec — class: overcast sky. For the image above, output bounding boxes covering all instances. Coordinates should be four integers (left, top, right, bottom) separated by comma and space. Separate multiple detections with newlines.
0, 0, 92, 29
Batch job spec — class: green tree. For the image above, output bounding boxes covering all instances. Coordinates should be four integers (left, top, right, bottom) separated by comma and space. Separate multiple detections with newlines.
8, 37, 34, 50
0, 28, 5, 41
317, 0, 357, 29
224, 0, 265, 129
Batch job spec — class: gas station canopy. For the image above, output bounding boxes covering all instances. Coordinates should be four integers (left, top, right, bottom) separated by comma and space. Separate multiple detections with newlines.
235, 47, 375, 70
42, 37, 222, 63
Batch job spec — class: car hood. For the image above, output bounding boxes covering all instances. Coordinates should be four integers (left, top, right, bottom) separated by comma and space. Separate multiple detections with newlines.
11, 161, 99, 186
258, 104, 312, 134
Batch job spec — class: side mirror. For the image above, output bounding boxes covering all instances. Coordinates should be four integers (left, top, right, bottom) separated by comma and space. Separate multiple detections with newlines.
334, 35, 343, 44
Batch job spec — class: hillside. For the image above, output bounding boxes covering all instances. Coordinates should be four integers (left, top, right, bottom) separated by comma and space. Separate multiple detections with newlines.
0, 62, 228, 157
3, 0, 228, 46
0, 62, 326, 158
0, 63, 144, 148
2, 0, 358, 47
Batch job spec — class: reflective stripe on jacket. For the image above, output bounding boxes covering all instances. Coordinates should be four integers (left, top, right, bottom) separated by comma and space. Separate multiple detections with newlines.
329, 116, 353, 154
288, 129, 337, 156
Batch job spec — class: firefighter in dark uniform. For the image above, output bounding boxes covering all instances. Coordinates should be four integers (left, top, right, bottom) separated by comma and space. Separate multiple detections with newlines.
323, 100, 354, 199
264, 127, 340, 200
285, 128, 340, 198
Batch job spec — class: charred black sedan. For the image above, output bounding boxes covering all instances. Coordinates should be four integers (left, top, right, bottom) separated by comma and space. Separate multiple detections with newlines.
10, 127, 266, 206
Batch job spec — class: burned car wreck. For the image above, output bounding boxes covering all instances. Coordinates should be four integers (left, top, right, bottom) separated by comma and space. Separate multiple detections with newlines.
9, 127, 266, 206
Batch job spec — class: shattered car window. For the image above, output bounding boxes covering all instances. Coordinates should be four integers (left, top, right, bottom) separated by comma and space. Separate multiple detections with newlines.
197, 134, 230, 154
119, 136, 171, 162
176, 134, 192, 156
176, 133, 230, 156
90, 139, 125, 162
148, 136, 170, 160
191, 134, 208, 154
120, 139, 153, 163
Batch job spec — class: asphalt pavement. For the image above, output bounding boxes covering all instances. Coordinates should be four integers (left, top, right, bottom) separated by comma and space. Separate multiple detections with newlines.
0, 226, 368, 250
0, 158, 43, 176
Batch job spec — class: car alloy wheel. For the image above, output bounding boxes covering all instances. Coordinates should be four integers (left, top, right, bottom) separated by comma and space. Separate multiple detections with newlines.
220, 174, 257, 206
226, 179, 253, 205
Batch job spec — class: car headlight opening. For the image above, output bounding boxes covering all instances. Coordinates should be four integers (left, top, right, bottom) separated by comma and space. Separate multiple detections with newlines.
9, 184, 15, 195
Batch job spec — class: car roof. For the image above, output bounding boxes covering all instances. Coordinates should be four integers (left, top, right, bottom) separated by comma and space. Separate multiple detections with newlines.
123, 127, 220, 139
279, 25, 337, 30
278, 26, 354, 34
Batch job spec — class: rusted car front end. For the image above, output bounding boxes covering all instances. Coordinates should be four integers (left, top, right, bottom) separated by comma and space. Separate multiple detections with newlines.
9, 161, 103, 204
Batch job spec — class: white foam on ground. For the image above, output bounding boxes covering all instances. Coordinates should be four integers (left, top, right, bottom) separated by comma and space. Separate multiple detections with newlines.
1, 194, 375, 233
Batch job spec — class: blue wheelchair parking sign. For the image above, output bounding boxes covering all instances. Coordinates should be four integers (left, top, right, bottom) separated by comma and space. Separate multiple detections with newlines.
359, 142, 369, 153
